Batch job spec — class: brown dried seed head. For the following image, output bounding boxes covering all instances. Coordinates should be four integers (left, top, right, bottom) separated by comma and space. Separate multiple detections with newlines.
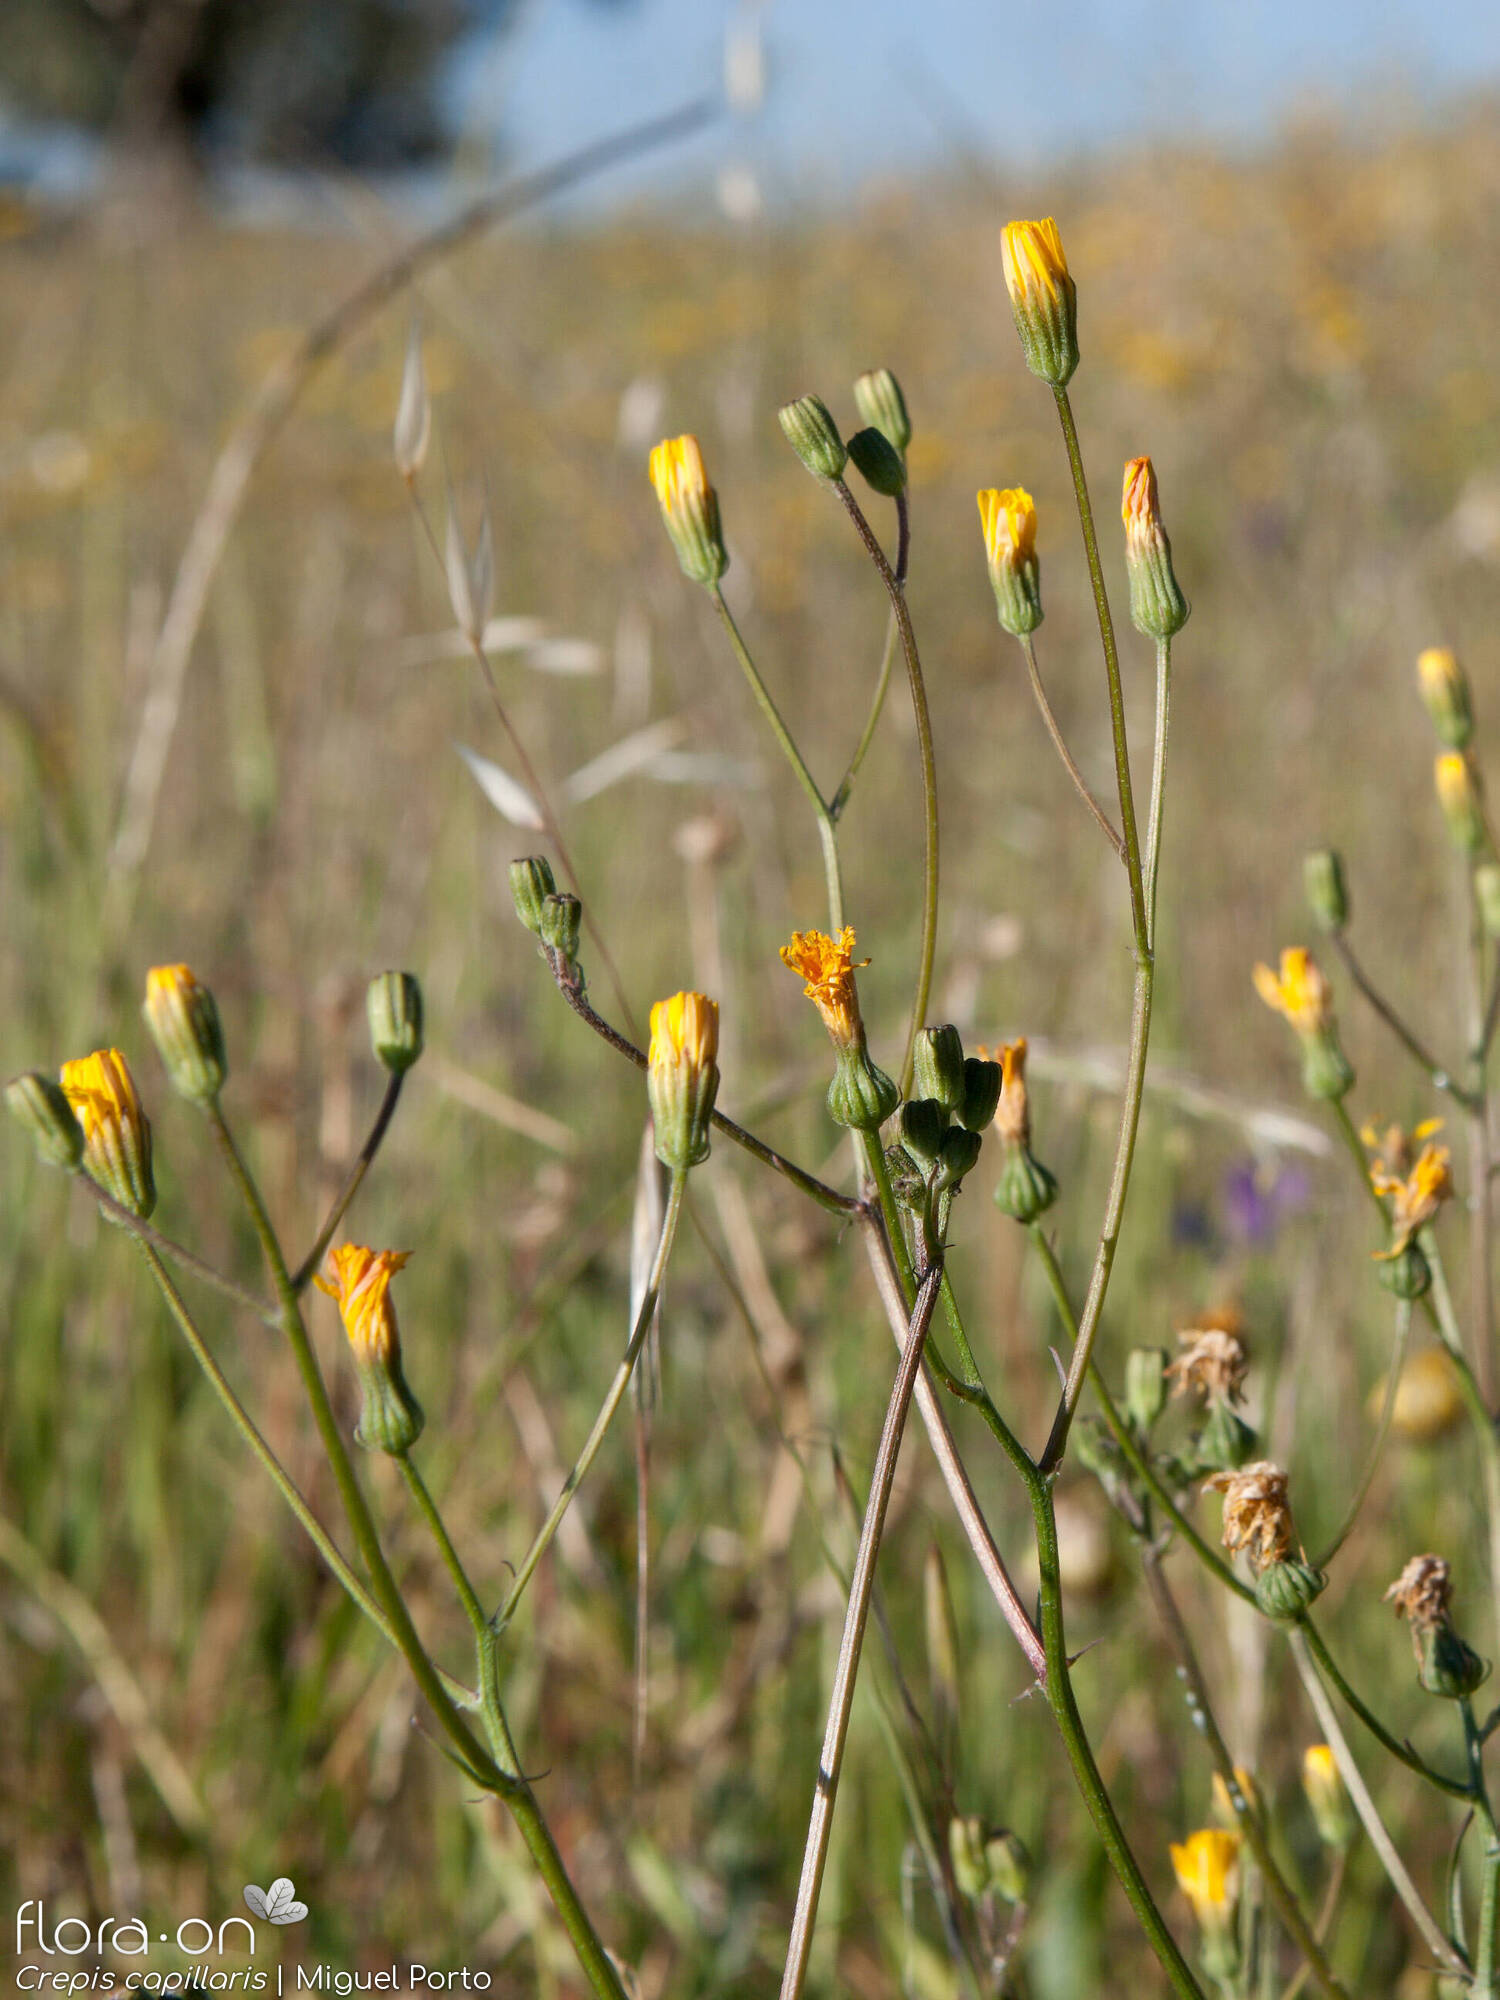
1166, 1328, 1249, 1405
1384, 1554, 1452, 1636
1205, 1461, 1294, 1572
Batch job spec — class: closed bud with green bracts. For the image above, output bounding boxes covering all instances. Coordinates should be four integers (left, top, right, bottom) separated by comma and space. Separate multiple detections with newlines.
897, 1096, 948, 1166
948, 1817, 988, 1901
1001, 218, 1079, 388
853, 368, 911, 456
778, 395, 847, 481
1125, 1347, 1169, 1435
1419, 1623, 1490, 1700
913, 1025, 966, 1111
1418, 647, 1474, 750
646, 991, 720, 1171
934, 1126, 983, 1194
648, 435, 728, 586
1376, 1240, 1432, 1300
1435, 752, 1490, 857
1254, 1557, 1327, 1622
1121, 457, 1189, 640
6, 1071, 85, 1170
509, 854, 557, 935
994, 1144, 1058, 1224
977, 487, 1042, 636
1477, 863, 1500, 938
1300, 1032, 1355, 1104
846, 426, 906, 497
540, 892, 582, 967
1302, 849, 1349, 933
1194, 1401, 1259, 1475
957, 1055, 1002, 1134
143, 964, 227, 1103
985, 1831, 1030, 1905
827, 1045, 899, 1133
366, 971, 424, 1075
59, 1048, 155, 1219
316, 1246, 424, 1456
1301, 1746, 1356, 1851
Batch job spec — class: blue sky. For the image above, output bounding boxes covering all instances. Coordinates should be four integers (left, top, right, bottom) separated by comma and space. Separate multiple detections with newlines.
453, 0, 1500, 209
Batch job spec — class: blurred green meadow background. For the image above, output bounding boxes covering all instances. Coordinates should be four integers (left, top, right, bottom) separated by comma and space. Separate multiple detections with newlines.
7, 91, 1500, 1997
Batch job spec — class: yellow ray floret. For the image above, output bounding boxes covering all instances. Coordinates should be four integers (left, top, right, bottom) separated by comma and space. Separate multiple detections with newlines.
649, 434, 711, 515
60, 1047, 145, 1143
976, 487, 1036, 568
1169, 1828, 1242, 1930
649, 990, 719, 1073
1001, 218, 1070, 306
316, 1244, 411, 1361
780, 926, 868, 1047
1251, 946, 1332, 1034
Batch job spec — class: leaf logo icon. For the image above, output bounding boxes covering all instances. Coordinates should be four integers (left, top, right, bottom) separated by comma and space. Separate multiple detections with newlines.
243, 1880, 309, 1925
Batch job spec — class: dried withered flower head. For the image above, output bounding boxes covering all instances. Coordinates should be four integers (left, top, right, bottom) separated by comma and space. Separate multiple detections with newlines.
1384, 1554, 1452, 1637
1166, 1327, 1249, 1406
1205, 1461, 1294, 1572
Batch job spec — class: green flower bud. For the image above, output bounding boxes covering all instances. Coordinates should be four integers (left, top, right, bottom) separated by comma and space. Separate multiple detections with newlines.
540, 891, 582, 968
1300, 1031, 1355, 1103
510, 854, 558, 935
993, 1145, 1058, 1224
827, 1047, 899, 1133
1420, 1623, 1490, 1700
366, 971, 424, 1075
778, 395, 847, 481
1436, 753, 1490, 857
852, 368, 911, 456
845, 425, 906, 497
1302, 849, 1349, 934
912, 1025, 966, 1112
956, 1056, 1002, 1134
934, 1126, 983, 1195
897, 1096, 948, 1166
143, 964, 227, 1103
948, 1817, 988, 1901
1418, 648, 1474, 750
648, 435, 729, 586
1194, 1402, 1260, 1476
1254, 1557, 1327, 1623
1121, 457, 1189, 640
1376, 1240, 1432, 1300
1125, 1347, 1168, 1436
6, 1071, 85, 1171
646, 992, 719, 1172
985, 1831, 1030, 1905
1301, 1746, 1356, 1851
1001, 218, 1079, 389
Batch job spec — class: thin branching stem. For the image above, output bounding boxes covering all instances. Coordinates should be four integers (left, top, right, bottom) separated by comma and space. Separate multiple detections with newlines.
79, 1170, 277, 1325
1144, 636, 1173, 944
1297, 1618, 1471, 1800
1018, 632, 1124, 861
1315, 1298, 1410, 1569
1329, 930, 1476, 1110
292, 1071, 404, 1291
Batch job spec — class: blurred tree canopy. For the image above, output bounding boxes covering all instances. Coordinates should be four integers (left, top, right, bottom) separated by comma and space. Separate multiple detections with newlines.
0, 0, 572, 168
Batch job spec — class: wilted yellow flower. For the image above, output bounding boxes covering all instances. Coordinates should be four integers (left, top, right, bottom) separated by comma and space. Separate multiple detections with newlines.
780, 927, 868, 1050
1205, 1461, 1295, 1572
1369, 1139, 1453, 1256
1435, 752, 1488, 854
986, 1039, 1032, 1147
1000, 218, 1079, 387
60, 1047, 155, 1218
1252, 947, 1332, 1033
646, 990, 720, 1171
1169, 1828, 1242, 1934
316, 1244, 422, 1453
1362, 1116, 1444, 1181
1417, 647, 1473, 749
648, 434, 727, 586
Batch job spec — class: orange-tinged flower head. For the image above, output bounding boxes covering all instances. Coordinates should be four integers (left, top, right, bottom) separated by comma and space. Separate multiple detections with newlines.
1001, 218, 1070, 308
648, 434, 727, 586
1121, 456, 1160, 541
989, 1039, 1032, 1147
1252, 947, 1332, 1034
317, 1244, 412, 1364
1369, 1139, 1453, 1257
780, 927, 868, 1050
1169, 1828, 1242, 1934
60, 1047, 155, 1217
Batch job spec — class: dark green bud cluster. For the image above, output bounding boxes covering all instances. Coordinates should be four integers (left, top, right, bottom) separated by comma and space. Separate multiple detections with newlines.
846, 426, 906, 498
852, 368, 911, 457
510, 854, 558, 934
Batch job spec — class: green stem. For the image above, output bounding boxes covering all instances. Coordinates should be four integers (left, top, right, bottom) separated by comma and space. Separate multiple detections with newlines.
80, 1170, 277, 1326
1328, 930, 1476, 1110
1019, 632, 1124, 861
859, 1127, 916, 1301
1038, 955, 1154, 1471
398, 1452, 488, 1635
1465, 1700, 1500, 2000
1298, 1618, 1471, 1800
712, 584, 844, 931
1141, 1548, 1350, 2000
208, 1103, 629, 2000
1467, 866, 1495, 1400
830, 611, 897, 823
292, 1071, 404, 1292
1422, 1230, 1500, 1657
1053, 385, 1149, 961
1315, 1298, 1410, 1569
1144, 637, 1172, 947
832, 480, 938, 1095
496, 1170, 686, 1630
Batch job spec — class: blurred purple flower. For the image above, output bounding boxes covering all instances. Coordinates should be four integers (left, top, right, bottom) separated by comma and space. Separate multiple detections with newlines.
1222, 1158, 1311, 1246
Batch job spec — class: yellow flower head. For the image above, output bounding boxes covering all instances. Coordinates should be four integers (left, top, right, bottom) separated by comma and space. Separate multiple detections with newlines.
1302, 1744, 1338, 1792
649, 990, 719, 1075
1121, 456, 1161, 546
646, 990, 720, 1170
60, 1047, 155, 1217
1251, 946, 1332, 1034
648, 434, 727, 586
1436, 751, 1488, 853
1001, 218, 1070, 309
1301, 1744, 1355, 1848
1169, 1828, 1242, 1933
143, 962, 227, 1101
780, 926, 869, 1049
316, 1244, 412, 1363
1418, 647, 1473, 750
977, 487, 1037, 569
1369, 1138, 1453, 1256
1362, 1116, 1444, 1182
1419, 647, 1462, 704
